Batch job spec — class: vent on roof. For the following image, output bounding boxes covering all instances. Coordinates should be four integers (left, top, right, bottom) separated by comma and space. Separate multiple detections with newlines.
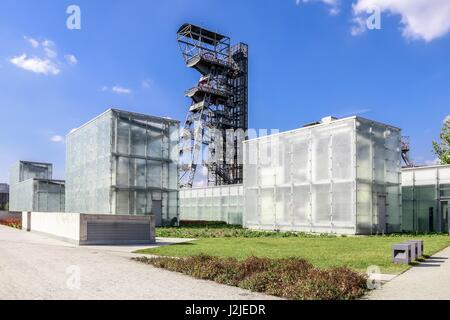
321, 116, 338, 124
302, 116, 338, 128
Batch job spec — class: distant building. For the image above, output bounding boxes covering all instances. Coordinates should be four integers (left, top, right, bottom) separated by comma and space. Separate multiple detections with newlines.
65, 109, 180, 226
9, 161, 65, 212
0, 183, 9, 210
402, 165, 450, 233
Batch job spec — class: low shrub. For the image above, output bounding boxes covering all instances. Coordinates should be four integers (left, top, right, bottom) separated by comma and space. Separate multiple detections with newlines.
0, 218, 22, 230
134, 255, 367, 300
156, 226, 339, 239
179, 221, 232, 228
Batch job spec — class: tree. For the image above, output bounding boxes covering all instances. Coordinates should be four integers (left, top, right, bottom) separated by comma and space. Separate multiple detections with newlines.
433, 117, 450, 165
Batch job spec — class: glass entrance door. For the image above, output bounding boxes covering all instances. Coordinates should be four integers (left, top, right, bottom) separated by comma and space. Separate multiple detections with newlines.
441, 202, 449, 233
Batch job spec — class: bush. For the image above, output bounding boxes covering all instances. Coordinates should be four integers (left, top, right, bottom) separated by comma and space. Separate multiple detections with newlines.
156, 225, 339, 239
0, 218, 22, 229
157, 224, 447, 239
134, 255, 367, 300
179, 221, 231, 228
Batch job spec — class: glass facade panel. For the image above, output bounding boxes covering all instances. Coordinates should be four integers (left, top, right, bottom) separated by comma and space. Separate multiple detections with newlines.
9, 179, 65, 212
243, 117, 401, 235
179, 185, 244, 225
9, 161, 65, 213
65, 109, 179, 226
402, 165, 450, 232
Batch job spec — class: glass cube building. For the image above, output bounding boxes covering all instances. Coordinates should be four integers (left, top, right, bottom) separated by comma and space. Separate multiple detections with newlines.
10, 161, 52, 185
243, 116, 402, 235
180, 185, 244, 225
402, 165, 450, 233
9, 161, 65, 212
65, 109, 180, 226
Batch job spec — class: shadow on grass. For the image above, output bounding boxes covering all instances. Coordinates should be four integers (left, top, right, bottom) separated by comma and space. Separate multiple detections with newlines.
168, 242, 196, 246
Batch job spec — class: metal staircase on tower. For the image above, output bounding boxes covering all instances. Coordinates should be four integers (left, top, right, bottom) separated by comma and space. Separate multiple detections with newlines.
177, 23, 248, 188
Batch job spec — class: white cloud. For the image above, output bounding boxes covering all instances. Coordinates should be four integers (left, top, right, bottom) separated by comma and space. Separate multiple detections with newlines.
11, 37, 78, 75
44, 47, 57, 59
24, 36, 40, 48
352, 0, 450, 42
102, 85, 132, 95
50, 135, 65, 143
65, 54, 78, 65
142, 79, 153, 89
296, 0, 340, 15
10, 54, 60, 75
351, 16, 367, 36
113, 87, 132, 94
112, 86, 132, 94
41, 39, 55, 48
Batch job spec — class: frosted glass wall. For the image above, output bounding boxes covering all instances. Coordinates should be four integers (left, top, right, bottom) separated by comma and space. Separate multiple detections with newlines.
9, 179, 34, 212
9, 161, 52, 186
355, 119, 403, 233
402, 165, 450, 233
9, 161, 64, 213
243, 117, 402, 235
9, 179, 65, 212
66, 109, 180, 226
180, 185, 244, 225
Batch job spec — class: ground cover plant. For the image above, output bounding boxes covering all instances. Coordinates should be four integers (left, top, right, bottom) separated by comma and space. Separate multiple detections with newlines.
0, 218, 22, 229
157, 221, 338, 239
141, 232, 450, 274
134, 255, 368, 300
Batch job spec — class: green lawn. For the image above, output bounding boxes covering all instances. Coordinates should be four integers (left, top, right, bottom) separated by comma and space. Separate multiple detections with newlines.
136, 234, 450, 274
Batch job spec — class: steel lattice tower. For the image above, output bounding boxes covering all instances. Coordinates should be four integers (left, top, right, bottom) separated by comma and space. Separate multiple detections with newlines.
401, 136, 414, 168
177, 24, 248, 188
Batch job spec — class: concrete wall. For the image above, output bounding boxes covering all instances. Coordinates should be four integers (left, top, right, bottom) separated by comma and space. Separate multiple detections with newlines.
21, 212, 30, 231
22, 212, 156, 245
24, 212, 81, 243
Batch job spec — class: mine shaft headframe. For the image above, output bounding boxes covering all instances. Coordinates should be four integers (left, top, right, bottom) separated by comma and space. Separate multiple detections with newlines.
177, 23, 231, 64
401, 136, 414, 168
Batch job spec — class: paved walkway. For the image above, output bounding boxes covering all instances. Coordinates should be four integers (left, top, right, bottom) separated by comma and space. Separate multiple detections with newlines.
0, 225, 276, 300
367, 246, 450, 300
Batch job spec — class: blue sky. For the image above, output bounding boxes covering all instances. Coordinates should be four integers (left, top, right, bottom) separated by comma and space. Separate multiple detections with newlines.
0, 0, 449, 182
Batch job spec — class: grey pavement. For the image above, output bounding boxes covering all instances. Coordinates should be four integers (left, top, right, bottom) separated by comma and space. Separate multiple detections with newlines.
0, 225, 277, 300
367, 245, 450, 300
